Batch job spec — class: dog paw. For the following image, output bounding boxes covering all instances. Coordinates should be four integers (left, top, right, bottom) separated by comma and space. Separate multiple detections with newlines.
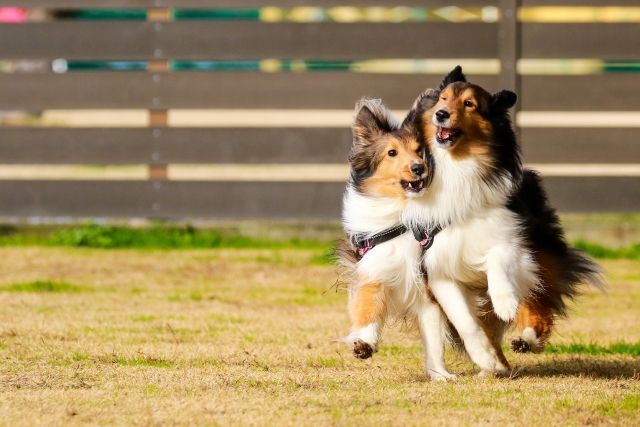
353, 339, 374, 359
491, 292, 519, 322
428, 369, 457, 382
510, 338, 532, 353
478, 368, 511, 378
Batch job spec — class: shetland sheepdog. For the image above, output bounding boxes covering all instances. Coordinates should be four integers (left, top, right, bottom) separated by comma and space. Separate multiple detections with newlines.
338, 98, 458, 380
403, 66, 604, 362
338, 67, 603, 379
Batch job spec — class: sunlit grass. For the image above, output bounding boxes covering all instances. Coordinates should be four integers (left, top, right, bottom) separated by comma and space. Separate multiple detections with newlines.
3, 280, 86, 293
0, 248, 638, 425
545, 342, 640, 357
1, 224, 639, 263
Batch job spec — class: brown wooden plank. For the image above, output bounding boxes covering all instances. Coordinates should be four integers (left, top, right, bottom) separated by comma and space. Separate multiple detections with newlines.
543, 177, 640, 213
522, 23, 640, 59
0, 128, 352, 164
520, 74, 640, 111
0, 181, 345, 219
6, 1, 496, 7
156, 22, 497, 60
0, 22, 155, 60
0, 177, 638, 219
0, 22, 498, 60
0, 129, 153, 164
152, 128, 352, 164
4, 127, 640, 165
2, 72, 637, 111
0, 73, 499, 110
0, 73, 154, 109
521, 128, 640, 164
156, 181, 344, 219
156, 73, 500, 109
0, 181, 158, 218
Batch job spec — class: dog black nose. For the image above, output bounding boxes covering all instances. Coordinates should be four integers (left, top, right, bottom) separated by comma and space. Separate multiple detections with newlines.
411, 163, 425, 176
435, 109, 450, 122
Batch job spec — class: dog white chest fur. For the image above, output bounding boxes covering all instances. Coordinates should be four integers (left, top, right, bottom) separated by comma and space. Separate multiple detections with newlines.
342, 187, 425, 313
402, 144, 538, 374
342, 187, 456, 380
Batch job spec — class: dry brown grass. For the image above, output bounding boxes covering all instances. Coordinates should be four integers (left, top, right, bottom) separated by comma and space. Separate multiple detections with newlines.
0, 248, 638, 426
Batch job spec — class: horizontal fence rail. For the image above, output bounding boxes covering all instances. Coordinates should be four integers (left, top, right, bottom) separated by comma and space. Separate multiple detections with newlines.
0, 1, 639, 220
2, 127, 639, 165
2, 73, 639, 110
0, 178, 638, 219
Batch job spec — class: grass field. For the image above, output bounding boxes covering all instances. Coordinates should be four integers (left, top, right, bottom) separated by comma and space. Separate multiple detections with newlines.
0, 245, 639, 426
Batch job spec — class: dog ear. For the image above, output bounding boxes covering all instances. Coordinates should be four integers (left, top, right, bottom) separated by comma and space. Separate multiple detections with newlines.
402, 88, 439, 127
438, 65, 467, 91
352, 98, 398, 145
491, 90, 518, 111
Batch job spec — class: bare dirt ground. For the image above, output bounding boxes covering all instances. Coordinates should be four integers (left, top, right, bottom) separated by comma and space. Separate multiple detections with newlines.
0, 248, 638, 426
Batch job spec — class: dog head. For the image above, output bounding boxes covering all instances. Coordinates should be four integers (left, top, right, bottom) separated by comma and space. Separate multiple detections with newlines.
413, 66, 517, 158
349, 98, 429, 198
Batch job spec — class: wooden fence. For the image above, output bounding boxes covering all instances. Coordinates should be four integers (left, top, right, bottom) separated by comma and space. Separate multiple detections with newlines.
0, 1, 639, 220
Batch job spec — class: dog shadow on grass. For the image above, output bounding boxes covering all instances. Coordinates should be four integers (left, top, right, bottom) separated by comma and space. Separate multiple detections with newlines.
511, 357, 640, 379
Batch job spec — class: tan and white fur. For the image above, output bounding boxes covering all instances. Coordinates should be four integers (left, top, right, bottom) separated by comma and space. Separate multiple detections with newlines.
402, 69, 540, 374
339, 99, 456, 380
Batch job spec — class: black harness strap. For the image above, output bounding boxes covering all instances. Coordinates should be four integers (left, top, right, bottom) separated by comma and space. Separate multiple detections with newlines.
351, 223, 443, 257
351, 224, 407, 257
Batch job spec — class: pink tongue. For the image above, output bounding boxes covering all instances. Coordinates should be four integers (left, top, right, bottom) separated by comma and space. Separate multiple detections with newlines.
439, 128, 453, 139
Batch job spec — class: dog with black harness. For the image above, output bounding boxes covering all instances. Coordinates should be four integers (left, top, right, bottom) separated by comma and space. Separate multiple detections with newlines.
337, 97, 459, 381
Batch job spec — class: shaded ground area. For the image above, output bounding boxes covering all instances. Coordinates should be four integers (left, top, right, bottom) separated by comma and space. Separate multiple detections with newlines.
0, 248, 638, 426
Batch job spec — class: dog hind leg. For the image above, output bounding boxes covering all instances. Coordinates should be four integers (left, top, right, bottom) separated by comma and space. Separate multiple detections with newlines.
511, 299, 554, 353
345, 282, 386, 359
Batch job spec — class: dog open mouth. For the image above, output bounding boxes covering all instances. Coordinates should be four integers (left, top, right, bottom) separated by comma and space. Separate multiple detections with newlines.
436, 127, 461, 145
401, 179, 425, 193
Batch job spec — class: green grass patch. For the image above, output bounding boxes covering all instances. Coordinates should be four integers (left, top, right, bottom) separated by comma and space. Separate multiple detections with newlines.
545, 342, 640, 356
574, 240, 640, 260
309, 248, 336, 265
168, 291, 204, 302
72, 352, 90, 362
2, 223, 640, 261
0, 224, 331, 250
114, 356, 173, 368
3, 280, 86, 293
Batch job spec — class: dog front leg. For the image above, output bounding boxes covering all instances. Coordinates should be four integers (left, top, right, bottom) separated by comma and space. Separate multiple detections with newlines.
429, 278, 510, 376
417, 297, 456, 381
486, 245, 527, 322
345, 281, 386, 359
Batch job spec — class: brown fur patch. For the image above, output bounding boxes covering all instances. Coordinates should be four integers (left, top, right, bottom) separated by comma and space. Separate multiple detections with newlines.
349, 281, 386, 329
478, 302, 511, 369
358, 130, 428, 198
514, 252, 561, 349
421, 83, 495, 165
514, 300, 554, 350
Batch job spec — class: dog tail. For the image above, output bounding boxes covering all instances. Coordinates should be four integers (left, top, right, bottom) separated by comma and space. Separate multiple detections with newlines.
509, 170, 605, 353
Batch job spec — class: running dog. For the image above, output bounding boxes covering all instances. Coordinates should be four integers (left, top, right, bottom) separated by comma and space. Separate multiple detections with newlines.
404, 66, 604, 362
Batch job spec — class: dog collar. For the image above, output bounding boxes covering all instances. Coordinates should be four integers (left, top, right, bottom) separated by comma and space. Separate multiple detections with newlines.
351, 223, 442, 257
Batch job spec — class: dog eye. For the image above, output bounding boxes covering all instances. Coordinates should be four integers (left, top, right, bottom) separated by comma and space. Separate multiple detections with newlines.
464, 100, 474, 108
388, 149, 398, 157
441, 97, 447, 101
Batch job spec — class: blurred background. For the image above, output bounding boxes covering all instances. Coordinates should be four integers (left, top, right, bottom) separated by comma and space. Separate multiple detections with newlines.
0, 1, 638, 243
